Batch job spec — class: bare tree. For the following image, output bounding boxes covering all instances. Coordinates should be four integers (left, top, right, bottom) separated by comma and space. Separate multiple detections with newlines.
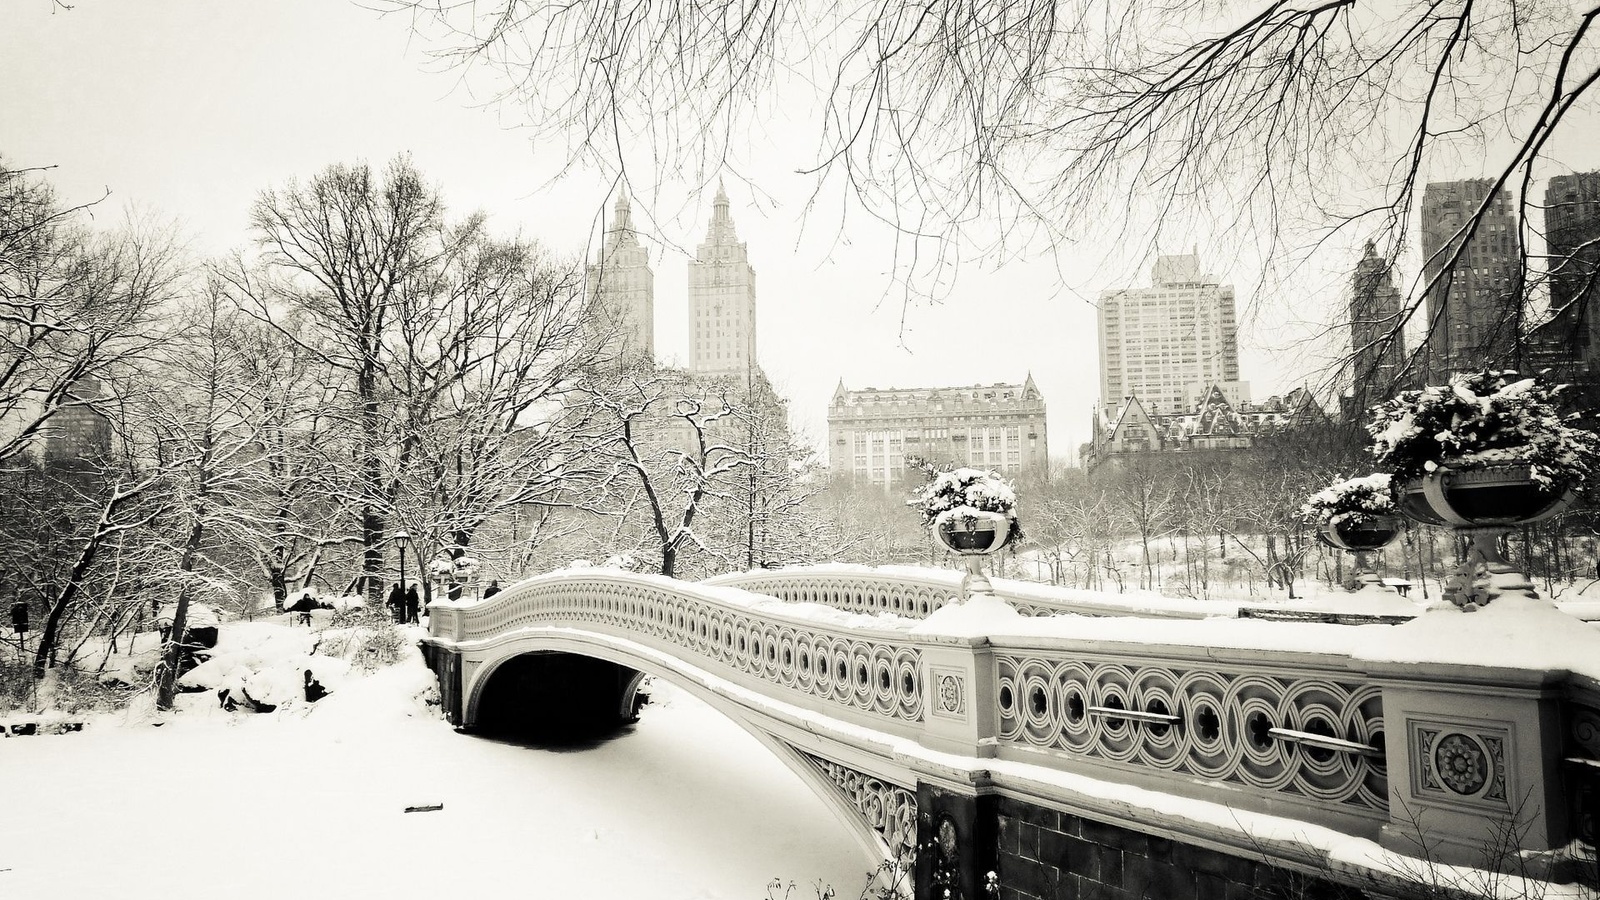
390, 1, 1600, 326
0, 161, 176, 466
1104, 456, 1178, 592
224, 156, 511, 605
127, 279, 295, 708
564, 366, 782, 578
389, 238, 600, 595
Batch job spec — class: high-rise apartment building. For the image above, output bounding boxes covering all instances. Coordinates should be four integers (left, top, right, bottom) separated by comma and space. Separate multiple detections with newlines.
1097, 254, 1243, 417
587, 193, 655, 361
1348, 241, 1408, 413
1419, 180, 1522, 381
1536, 172, 1600, 379
43, 375, 112, 471
688, 184, 757, 378
826, 378, 1047, 488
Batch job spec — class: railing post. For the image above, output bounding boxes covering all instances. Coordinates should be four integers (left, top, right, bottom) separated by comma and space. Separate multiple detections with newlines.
918, 635, 1000, 757
1374, 664, 1572, 871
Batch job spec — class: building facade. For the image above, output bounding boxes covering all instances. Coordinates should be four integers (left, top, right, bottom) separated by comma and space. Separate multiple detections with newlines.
1097, 254, 1243, 418
1419, 180, 1522, 381
586, 193, 655, 362
826, 377, 1047, 487
1347, 241, 1408, 415
42, 375, 112, 471
1081, 385, 1323, 471
1533, 172, 1600, 383
688, 184, 758, 378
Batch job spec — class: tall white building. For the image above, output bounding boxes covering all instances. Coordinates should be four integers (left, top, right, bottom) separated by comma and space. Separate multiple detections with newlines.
587, 193, 655, 361
688, 184, 758, 377
826, 378, 1048, 488
1097, 254, 1243, 417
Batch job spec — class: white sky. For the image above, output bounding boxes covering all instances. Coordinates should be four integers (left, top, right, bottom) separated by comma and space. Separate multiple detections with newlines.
6, 1, 1594, 463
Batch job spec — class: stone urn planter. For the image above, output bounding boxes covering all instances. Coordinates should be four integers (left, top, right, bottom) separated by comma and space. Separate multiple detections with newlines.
912, 467, 1022, 601
1316, 515, 1402, 552
1366, 371, 1596, 610
1317, 515, 1402, 590
1304, 474, 1402, 591
933, 510, 1014, 595
1398, 464, 1573, 608
1397, 463, 1572, 530
933, 509, 1013, 555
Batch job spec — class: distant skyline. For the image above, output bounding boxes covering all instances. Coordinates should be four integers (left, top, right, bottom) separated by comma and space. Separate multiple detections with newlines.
7, 2, 1596, 465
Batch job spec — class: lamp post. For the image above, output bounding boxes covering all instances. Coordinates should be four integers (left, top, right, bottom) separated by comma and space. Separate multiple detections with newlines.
394, 531, 410, 624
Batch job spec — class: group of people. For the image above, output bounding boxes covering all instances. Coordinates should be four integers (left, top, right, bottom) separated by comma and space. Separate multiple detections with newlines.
386, 583, 423, 624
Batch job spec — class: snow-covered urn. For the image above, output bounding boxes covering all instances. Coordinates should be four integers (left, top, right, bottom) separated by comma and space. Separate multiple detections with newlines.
911, 467, 1023, 599
1302, 474, 1401, 589
1367, 371, 1599, 609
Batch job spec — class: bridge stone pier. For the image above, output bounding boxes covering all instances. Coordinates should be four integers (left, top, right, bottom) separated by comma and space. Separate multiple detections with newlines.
422, 565, 1599, 900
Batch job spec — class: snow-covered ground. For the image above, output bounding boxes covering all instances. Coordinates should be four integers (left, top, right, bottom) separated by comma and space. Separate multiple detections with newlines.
0, 624, 873, 900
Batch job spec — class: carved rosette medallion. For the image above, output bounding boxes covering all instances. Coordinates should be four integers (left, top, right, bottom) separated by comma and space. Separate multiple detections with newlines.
939, 675, 965, 715
1433, 733, 1488, 795
929, 666, 968, 721
1414, 724, 1507, 807
797, 750, 917, 863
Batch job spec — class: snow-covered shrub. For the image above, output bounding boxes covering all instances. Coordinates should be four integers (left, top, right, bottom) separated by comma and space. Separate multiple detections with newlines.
909, 467, 1024, 544
1367, 370, 1600, 488
1301, 474, 1397, 527
316, 621, 409, 673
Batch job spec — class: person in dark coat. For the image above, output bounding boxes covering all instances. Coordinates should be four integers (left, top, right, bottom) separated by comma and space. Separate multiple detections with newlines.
404, 585, 420, 624
483, 580, 501, 598
386, 583, 405, 623
289, 592, 317, 626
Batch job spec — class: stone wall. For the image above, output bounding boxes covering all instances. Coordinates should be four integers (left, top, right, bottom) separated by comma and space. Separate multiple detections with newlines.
994, 799, 1361, 900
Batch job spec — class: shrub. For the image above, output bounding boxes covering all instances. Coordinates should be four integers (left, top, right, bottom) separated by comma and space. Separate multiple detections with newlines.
1366, 370, 1599, 488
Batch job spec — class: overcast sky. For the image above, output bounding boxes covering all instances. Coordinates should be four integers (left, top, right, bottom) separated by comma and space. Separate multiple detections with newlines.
7, 1, 1591, 463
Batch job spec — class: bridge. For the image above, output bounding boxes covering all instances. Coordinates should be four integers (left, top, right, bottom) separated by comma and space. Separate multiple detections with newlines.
421, 564, 1599, 900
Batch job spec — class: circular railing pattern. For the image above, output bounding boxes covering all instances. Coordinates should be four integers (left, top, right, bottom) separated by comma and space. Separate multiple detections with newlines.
707, 568, 1198, 620
996, 655, 1388, 813
453, 577, 924, 724
708, 571, 955, 618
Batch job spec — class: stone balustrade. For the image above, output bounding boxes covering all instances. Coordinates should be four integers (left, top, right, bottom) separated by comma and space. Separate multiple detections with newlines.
425, 567, 1596, 883
706, 564, 1233, 620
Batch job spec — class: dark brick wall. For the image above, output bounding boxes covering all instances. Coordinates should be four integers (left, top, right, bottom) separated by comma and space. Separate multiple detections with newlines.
421, 644, 461, 725
994, 798, 1361, 900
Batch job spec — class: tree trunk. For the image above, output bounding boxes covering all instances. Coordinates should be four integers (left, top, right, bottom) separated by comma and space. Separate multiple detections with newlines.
32, 492, 129, 678
359, 363, 386, 608
155, 518, 205, 710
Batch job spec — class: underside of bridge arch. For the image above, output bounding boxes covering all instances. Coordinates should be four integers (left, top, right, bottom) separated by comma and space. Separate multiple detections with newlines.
472, 651, 647, 740
442, 634, 909, 875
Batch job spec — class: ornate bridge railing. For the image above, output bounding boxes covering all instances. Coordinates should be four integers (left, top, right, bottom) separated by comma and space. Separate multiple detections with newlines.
426, 568, 1592, 882
428, 571, 928, 737
705, 564, 1235, 620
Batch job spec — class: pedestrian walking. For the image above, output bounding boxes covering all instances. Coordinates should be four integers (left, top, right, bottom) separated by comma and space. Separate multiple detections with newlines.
386, 582, 405, 623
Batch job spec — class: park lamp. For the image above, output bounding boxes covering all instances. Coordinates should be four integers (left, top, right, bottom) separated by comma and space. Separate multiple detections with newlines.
394, 531, 412, 622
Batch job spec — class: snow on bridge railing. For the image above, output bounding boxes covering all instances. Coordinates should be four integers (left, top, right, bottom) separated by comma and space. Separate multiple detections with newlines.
705, 564, 1239, 619
427, 568, 1600, 862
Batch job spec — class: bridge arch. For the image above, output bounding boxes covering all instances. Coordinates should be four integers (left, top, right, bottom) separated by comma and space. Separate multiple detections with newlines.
460, 626, 913, 873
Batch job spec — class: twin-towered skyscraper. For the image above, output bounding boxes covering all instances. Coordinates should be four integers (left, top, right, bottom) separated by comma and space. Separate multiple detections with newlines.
587, 184, 759, 378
